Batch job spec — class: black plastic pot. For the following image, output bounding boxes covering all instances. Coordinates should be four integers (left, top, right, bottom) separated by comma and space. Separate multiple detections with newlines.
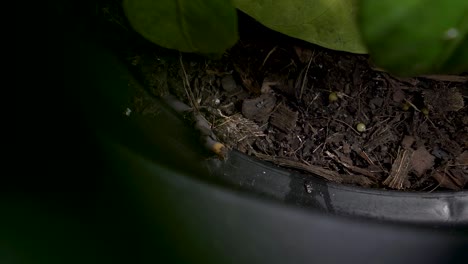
208, 150, 468, 225
5, 3, 466, 264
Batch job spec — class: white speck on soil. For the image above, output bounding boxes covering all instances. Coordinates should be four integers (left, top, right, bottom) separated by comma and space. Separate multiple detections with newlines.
444, 28, 459, 40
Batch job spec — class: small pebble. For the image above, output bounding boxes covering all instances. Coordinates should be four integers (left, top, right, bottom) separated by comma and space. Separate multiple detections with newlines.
329, 92, 338, 102
356, 123, 366, 132
444, 28, 459, 40
305, 183, 313, 194
402, 102, 410, 111
421, 107, 429, 116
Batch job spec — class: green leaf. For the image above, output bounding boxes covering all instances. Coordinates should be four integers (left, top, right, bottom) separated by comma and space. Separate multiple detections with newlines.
441, 35, 468, 74
123, 0, 238, 54
358, 0, 468, 76
233, 0, 366, 53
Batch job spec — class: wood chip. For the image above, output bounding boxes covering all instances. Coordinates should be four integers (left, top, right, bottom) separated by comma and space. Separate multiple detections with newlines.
455, 151, 468, 165
214, 113, 265, 149
364, 126, 397, 152
432, 169, 467, 190
270, 104, 298, 132
221, 75, 239, 92
384, 148, 414, 189
242, 94, 277, 123
411, 146, 435, 177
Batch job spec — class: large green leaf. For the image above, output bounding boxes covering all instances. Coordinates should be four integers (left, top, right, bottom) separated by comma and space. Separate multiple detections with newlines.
359, 0, 468, 76
123, 0, 238, 54
233, 0, 366, 53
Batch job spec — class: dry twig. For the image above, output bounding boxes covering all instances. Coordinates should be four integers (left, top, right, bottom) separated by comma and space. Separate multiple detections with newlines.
325, 150, 379, 179
299, 54, 314, 100
179, 53, 199, 111
253, 152, 343, 183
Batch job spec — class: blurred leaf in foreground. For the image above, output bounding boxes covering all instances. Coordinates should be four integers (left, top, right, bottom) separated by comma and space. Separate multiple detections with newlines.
123, 0, 238, 54
358, 0, 468, 76
233, 0, 366, 54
